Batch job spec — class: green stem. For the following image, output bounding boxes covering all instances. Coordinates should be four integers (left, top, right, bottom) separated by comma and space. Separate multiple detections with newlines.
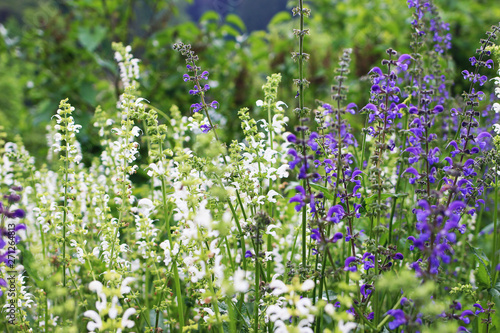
388, 110, 408, 244
492, 173, 499, 285
254, 225, 261, 333
161, 177, 185, 329
376, 295, 404, 330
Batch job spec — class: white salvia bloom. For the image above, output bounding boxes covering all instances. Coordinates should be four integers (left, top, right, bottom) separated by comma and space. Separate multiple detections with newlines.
188, 261, 206, 283
267, 304, 290, 322
296, 298, 313, 316
202, 308, 215, 322
300, 279, 315, 291
338, 320, 358, 333
298, 319, 314, 333
95, 292, 107, 312
493, 103, 500, 113
147, 161, 166, 177
131, 126, 142, 137
108, 296, 119, 319
276, 101, 288, 111
136, 198, 154, 215
276, 164, 289, 178
269, 279, 289, 296
120, 277, 135, 295
256, 99, 264, 107
121, 307, 136, 329
89, 281, 103, 294
494, 123, 500, 135
272, 114, 288, 134
266, 224, 279, 238
233, 268, 249, 292
324, 303, 335, 316
267, 190, 281, 203
273, 320, 289, 333
83, 310, 102, 332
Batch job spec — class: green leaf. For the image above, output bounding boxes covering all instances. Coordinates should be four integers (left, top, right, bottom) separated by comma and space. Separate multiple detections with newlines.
77, 25, 107, 52
490, 284, 500, 330
269, 11, 291, 27
225, 14, 246, 32
200, 10, 220, 23
221, 24, 241, 37
18, 244, 42, 286
468, 243, 491, 289
310, 183, 334, 200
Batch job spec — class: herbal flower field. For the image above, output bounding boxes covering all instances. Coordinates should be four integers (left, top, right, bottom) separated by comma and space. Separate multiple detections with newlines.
1, 0, 500, 332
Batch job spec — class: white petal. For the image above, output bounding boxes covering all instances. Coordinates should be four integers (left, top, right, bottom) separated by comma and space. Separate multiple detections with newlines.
122, 308, 136, 328
301, 279, 315, 291
88, 281, 103, 294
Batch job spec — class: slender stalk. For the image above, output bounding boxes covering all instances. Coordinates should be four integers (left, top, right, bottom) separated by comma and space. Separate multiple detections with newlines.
492, 173, 499, 285
161, 177, 185, 329
254, 226, 260, 333
206, 270, 224, 333
296, 0, 308, 270
388, 109, 409, 244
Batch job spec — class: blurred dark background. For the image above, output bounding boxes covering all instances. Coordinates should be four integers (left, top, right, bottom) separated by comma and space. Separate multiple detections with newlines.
0, 0, 499, 164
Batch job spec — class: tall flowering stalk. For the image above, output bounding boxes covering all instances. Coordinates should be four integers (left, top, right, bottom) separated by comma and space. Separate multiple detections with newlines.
291, 0, 311, 270
51, 98, 82, 289
107, 43, 141, 271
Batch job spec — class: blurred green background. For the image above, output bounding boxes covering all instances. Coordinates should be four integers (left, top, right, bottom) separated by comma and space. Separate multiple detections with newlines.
1, 0, 499, 164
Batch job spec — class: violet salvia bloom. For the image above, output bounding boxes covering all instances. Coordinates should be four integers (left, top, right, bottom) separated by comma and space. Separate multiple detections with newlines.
459, 310, 475, 324
344, 256, 358, 272
0, 197, 26, 266
473, 303, 484, 315
173, 42, 220, 135
386, 309, 408, 330
200, 124, 212, 133
360, 284, 373, 297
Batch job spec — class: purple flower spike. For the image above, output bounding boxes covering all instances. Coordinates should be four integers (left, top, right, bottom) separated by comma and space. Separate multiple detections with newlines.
433, 105, 444, 113
14, 224, 26, 232
331, 232, 343, 243
362, 103, 378, 113
245, 250, 253, 258
11, 209, 25, 219
287, 134, 297, 143
448, 201, 466, 213
371, 85, 382, 94
210, 100, 219, 109
346, 102, 357, 114
476, 132, 492, 140
403, 167, 419, 177
369, 67, 383, 76
397, 54, 412, 71
311, 228, 321, 242
473, 303, 484, 314
459, 310, 474, 324
200, 124, 212, 133
191, 103, 203, 113
386, 309, 407, 330
360, 284, 373, 297
344, 256, 358, 272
